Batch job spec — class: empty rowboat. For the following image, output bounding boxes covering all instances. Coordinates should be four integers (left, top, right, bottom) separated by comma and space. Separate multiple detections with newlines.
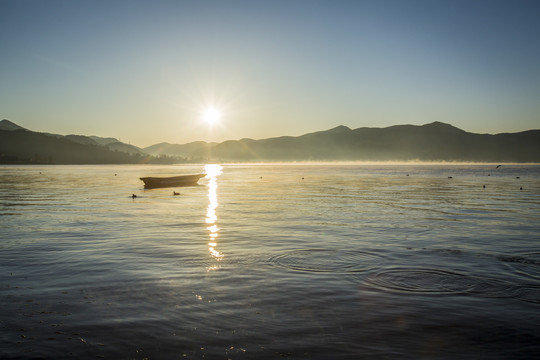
140, 174, 205, 189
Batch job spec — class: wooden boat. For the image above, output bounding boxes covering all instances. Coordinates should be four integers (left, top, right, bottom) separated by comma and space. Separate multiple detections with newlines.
140, 174, 205, 189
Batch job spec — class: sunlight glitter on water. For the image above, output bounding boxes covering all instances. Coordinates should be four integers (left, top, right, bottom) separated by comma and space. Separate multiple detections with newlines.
205, 164, 223, 261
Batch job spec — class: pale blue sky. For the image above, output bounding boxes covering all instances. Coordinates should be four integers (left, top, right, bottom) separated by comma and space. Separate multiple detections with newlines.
1, 0, 539, 146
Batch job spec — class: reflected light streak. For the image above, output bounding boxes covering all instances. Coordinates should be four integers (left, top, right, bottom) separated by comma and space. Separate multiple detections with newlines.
205, 164, 223, 262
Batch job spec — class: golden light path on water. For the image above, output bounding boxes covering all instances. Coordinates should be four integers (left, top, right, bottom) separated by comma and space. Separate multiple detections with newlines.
205, 164, 223, 267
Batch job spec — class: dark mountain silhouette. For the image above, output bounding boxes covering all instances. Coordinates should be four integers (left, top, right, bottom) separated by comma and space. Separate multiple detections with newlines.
105, 141, 148, 155
64, 134, 100, 145
87, 135, 147, 155
1, 119, 539, 163
149, 121, 540, 162
89, 135, 119, 145
0, 119, 27, 131
0, 120, 179, 164
143, 141, 214, 157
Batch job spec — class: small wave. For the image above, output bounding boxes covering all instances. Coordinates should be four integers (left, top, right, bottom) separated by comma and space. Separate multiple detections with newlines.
364, 267, 528, 300
498, 252, 540, 280
365, 268, 470, 294
498, 254, 540, 266
427, 248, 464, 256
268, 249, 385, 273
512, 286, 540, 304
463, 278, 520, 298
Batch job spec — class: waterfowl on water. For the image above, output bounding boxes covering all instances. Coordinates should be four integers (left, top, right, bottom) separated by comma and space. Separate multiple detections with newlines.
132, 194, 137, 198
173, 191, 180, 196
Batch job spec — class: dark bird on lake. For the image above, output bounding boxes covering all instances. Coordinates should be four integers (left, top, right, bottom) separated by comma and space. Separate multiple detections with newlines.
448, 176, 453, 179
483, 185, 486, 189
131, 194, 137, 198
520, 187, 523, 190
516, 176, 520, 179
173, 191, 180, 196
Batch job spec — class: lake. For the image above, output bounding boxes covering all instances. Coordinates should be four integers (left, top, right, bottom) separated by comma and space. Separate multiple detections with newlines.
1, 164, 539, 359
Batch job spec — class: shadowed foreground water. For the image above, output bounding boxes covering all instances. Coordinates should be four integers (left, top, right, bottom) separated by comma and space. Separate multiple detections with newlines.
1, 164, 539, 359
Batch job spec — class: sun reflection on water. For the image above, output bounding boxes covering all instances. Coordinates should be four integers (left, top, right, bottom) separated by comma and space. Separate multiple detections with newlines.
205, 165, 223, 263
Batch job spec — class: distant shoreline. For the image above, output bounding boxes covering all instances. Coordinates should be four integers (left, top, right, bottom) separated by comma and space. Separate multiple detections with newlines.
2, 161, 540, 167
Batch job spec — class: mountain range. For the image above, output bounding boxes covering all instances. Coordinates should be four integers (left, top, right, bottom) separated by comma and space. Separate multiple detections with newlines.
0, 119, 180, 164
1, 119, 539, 164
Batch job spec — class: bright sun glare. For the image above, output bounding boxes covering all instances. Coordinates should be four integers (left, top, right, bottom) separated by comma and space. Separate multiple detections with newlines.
202, 108, 221, 125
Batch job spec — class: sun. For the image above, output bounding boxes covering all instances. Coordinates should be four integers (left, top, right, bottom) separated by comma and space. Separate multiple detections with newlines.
202, 107, 221, 125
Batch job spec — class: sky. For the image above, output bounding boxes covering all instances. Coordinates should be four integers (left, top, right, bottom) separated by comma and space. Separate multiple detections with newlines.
1, 0, 539, 147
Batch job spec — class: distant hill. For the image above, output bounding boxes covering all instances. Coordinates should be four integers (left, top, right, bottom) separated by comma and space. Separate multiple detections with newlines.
0, 120, 178, 164
145, 121, 540, 163
105, 141, 148, 155
64, 134, 100, 145
143, 141, 214, 158
0, 129, 136, 164
89, 135, 119, 145
0, 119, 27, 131
88, 135, 148, 155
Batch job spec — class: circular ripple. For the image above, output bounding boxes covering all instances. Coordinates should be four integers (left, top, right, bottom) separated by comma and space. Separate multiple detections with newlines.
463, 278, 519, 298
268, 249, 384, 273
366, 268, 520, 297
498, 252, 540, 280
365, 268, 470, 294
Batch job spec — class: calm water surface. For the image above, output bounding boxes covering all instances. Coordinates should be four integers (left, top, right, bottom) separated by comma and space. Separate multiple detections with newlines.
1, 164, 540, 359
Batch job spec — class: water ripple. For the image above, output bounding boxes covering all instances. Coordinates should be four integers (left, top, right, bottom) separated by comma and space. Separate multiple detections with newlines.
268, 249, 385, 273
365, 268, 471, 294
498, 252, 540, 280
513, 286, 540, 304
364, 267, 523, 298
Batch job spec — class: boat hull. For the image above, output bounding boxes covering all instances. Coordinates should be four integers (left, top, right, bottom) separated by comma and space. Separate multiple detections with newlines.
140, 174, 205, 189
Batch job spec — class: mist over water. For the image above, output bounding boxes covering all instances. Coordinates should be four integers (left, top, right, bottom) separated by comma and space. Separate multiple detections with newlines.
1, 164, 539, 359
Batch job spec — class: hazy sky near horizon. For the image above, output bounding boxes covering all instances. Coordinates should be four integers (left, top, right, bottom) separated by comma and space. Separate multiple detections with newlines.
1, 0, 539, 147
